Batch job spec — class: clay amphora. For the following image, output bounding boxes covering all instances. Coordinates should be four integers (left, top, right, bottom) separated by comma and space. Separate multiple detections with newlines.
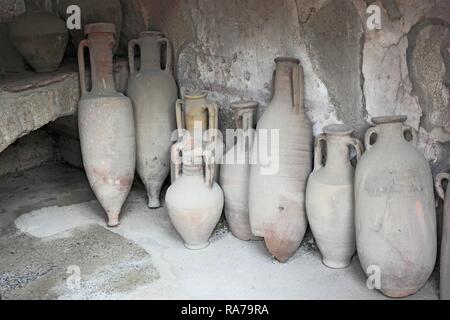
127, 31, 178, 208
174, 91, 220, 182
355, 116, 437, 298
220, 101, 261, 241
436, 173, 450, 300
306, 124, 363, 269
166, 139, 224, 250
249, 57, 313, 263
9, 0, 68, 72
77, 23, 136, 227
175, 91, 219, 141
58, 0, 122, 52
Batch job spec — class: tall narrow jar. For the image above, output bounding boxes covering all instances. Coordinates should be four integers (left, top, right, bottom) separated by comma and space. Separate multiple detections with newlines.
249, 57, 313, 263
220, 101, 260, 241
77, 23, 136, 227
436, 173, 450, 300
306, 124, 363, 269
355, 116, 437, 298
127, 31, 178, 208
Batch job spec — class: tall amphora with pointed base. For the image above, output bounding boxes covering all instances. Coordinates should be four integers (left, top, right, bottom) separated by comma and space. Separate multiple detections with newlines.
249, 57, 313, 262
220, 101, 260, 241
355, 116, 436, 298
127, 31, 178, 208
77, 23, 136, 227
435, 173, 450, 300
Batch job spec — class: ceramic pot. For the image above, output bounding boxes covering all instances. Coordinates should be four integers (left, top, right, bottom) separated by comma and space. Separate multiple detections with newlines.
174, 91, 220, 182
127, 31, 178, 208
166, 140, 224, 250
436, 173, 450, 300
306, 124, 363, 269
355, 116, 437, 298
58, 0, 122, 52
220, 101, 261, 241
9, 1, 68, 72
77, 23, 135, 227
175, 91, 219, 139
249, 57, 313, 263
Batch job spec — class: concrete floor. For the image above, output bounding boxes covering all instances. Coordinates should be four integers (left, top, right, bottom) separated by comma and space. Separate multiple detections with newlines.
0, 163, 439, 300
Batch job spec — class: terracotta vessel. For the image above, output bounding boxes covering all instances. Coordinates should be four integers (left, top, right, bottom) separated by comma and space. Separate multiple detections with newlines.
77, 23, 135, 227
436, 173, 450, 300
306, 124, 363, 269
249, 57, 313, 263
220, 101, 260, 241
174, 91, 220, 182
58, 0, 122, 52
355, 116, 437, 298
9, 0, 68, 72
175, 91, 219, 141
127, 31, 178, 208
166, 140, 224, 249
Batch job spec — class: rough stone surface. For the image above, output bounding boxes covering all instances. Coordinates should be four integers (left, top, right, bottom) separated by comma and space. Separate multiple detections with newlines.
161, 0, 339, 137
304, 0, 367, 136
55, 134, 83, 168
150, 0, 450, 172
0, 224, 159, 299
408, 22, 450, 142
0, 58, 132, 156
3, 0, 447, 168
382, 0, 402, 20
0, 0, 25, 22
0, 163, 94, 232
119, 0, 161, 52
0, 67, 79, 154
0, 129, 56, 176
48, 116, 83, 168
0, 22, 26, 74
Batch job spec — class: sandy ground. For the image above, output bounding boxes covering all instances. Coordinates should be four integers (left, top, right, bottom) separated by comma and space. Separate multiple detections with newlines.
0, 163, 439, 300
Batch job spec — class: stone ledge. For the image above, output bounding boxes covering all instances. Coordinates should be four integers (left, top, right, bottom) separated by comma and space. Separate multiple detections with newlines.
0, 59, 130, 154
0, 65, 80, 153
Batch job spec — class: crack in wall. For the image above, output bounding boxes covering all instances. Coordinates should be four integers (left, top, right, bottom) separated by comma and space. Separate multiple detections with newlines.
406, 18, 450, 133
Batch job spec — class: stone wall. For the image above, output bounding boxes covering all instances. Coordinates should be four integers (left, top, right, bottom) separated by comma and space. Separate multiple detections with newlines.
151, 0, 450, 174
1, 0, 449, 174
0, 129, 56, 176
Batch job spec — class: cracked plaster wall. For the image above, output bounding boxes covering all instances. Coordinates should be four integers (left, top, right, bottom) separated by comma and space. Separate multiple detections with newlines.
1, 0, 450, 173
151, 0, 450, 173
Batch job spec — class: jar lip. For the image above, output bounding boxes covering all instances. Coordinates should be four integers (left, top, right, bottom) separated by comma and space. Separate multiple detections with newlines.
323, 124, 353, 136
372, 115, 407, 124
184, 90, 207, 99
140, 31, 163, 37
275, 57, 300, 64
231, 100, 258, 110
85, 23, 116, 35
